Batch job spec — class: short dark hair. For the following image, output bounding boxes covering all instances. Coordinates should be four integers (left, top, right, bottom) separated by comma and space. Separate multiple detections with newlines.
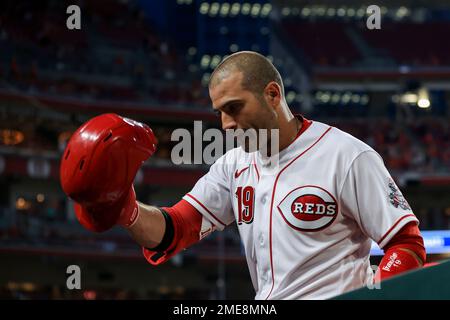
209, 51, 284, 97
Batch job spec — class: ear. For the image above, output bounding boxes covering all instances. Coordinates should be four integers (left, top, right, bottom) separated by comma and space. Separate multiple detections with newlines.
264, 82, 281, 107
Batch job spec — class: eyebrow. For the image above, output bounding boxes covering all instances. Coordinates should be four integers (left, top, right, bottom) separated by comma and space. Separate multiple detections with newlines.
214, 99, 244, 112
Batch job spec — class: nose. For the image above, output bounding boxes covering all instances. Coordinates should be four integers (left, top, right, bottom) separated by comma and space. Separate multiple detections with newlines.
221, 113, 237, 130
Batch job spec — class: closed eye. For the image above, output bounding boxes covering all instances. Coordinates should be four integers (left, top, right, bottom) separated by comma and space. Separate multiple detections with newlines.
213, 99, 245, 118
223, 103, 243, 116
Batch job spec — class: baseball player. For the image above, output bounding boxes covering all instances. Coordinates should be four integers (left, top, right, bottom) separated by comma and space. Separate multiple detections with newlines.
60, 51, 425, 299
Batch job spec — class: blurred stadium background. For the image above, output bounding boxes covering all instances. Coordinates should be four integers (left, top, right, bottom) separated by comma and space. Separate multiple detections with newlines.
0, 0, 449, 299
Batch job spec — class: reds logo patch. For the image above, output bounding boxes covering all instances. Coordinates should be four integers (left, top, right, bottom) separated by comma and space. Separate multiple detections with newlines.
277, 186, 338, 231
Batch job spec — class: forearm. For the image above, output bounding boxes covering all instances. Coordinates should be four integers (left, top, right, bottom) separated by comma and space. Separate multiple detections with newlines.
126, 202, 166, 249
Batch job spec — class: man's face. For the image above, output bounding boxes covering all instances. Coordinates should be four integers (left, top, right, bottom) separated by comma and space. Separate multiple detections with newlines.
209, 71, 278, 152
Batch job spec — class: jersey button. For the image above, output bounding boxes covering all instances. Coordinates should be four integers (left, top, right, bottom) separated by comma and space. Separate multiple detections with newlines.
262, 270, 270, 283
266, 271, 271, 283
259, 234, 264, 246
261, 195, 268, 204
261, 272, 267, 282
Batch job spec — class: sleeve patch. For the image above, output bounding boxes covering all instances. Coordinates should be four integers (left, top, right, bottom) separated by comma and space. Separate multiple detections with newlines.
388, 178, 411, 211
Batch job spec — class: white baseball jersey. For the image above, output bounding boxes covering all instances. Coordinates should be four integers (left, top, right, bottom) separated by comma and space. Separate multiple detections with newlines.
182, 116, 418, 300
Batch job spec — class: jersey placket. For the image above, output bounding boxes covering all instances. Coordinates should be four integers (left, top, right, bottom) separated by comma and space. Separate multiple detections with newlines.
253, 161, 278, 298
253, 143, 306, 299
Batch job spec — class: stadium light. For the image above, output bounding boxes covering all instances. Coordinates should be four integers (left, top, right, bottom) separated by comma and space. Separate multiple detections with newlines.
356, 8, 365, 17
331, 93, 341, 104
347, 8, 356, 17
83, 290, 97, 300
201, 73, 211, 87
188, 47, 197, 56
231, 3, 240, 16
210, 55, 222, 68
341, 92, 352, 104
417, 88, 430, 108
199, 3, 209, 15
301, 7, 311, 17
397, 6, 410, 19
286, 91, 296, 104
16, 197, 30, 210
418, 99, 430, 108
321, 92, 331, 103
327, 8, 336, 17
281, 7, 291, 16
337, 7, 346, 17
314, 91, 321, 100
317, 6, 326, 16
251, 3, 261, 17
261, 3, 272, 17
361, 94, 370, 105
209, 2, 220, 17
401, 93, 418, 104
242, 3, 251, 15
314, 91, 323, 103
6, 282, 19, 291
229, 44, 239, 52
0, 129, 24, 145
351, 94, 360, 103
220, 3, 230, 17
200, 55, 211, 69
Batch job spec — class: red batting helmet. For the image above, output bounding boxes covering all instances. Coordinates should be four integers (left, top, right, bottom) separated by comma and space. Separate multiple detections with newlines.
60, 113, 157, 231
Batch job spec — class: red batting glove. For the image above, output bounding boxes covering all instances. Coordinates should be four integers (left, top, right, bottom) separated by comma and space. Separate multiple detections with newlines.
74, 186, 140, 232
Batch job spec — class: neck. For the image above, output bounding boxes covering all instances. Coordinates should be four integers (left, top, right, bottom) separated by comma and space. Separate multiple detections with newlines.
278, 112, 301, 152
258, 104, 300, 159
